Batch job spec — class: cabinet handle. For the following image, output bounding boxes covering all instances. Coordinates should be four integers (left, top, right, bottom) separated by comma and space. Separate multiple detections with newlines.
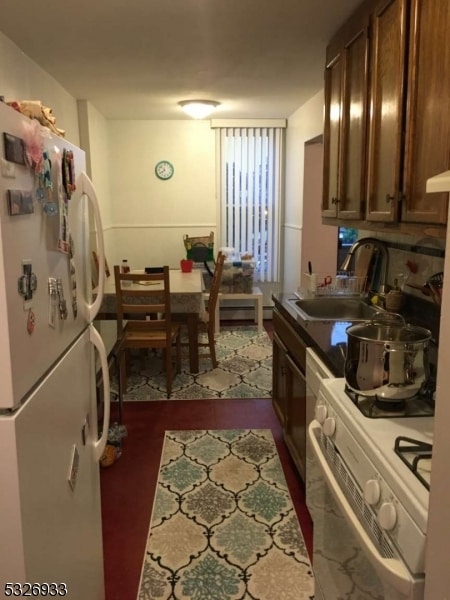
331, 197, 340, 205
385, 193, 395, 203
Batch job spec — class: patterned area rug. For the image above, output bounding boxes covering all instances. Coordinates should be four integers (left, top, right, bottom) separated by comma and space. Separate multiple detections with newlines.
138, 429, 315, 600
116, 326, 272, 400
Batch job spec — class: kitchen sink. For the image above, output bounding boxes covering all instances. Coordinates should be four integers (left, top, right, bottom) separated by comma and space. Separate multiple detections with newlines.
288, 296, 379, 322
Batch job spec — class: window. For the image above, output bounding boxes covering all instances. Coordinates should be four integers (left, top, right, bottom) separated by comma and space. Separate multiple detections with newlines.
337, 226, 358, 270
214, 124, 285, 282
338, 226, 358, 247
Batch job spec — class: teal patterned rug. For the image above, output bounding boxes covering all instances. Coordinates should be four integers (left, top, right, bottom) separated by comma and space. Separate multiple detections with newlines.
138, 429, 315, 600
115, 326, 272, 400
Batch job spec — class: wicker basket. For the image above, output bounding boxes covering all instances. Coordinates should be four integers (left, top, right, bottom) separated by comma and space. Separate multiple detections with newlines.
183, 232, 215, 262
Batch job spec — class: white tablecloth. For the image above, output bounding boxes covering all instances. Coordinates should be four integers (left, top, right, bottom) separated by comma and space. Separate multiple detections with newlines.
96, 269, 206, 318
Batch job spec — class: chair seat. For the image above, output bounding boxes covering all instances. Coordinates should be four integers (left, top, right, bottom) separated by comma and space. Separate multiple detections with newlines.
122, 323, 180, 346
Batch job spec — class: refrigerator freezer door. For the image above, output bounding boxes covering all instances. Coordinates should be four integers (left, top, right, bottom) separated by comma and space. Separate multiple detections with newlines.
0, 102, 95, 408
0, 329, 104, 597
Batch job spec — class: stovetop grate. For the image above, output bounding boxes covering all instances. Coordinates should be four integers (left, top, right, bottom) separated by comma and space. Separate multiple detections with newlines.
345, 385, 435, 418
394, 436, 432, 490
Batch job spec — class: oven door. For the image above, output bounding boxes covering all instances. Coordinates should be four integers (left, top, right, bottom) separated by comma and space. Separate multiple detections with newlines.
307, 421, 425, 600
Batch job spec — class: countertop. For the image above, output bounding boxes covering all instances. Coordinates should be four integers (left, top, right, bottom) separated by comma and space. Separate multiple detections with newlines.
272, 290, 440, 378
272, 291, 349, 376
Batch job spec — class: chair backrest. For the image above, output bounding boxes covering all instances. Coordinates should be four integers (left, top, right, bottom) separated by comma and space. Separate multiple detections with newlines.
206, 252, 226, 330
113, 265, 172, 338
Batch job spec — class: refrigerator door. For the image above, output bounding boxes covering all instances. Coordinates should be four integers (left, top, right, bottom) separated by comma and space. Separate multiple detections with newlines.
0, 327, 106, 596
0, 102, 105, 409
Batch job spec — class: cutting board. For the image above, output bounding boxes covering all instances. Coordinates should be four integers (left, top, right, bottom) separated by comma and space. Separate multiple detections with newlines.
354, 243, 374, 280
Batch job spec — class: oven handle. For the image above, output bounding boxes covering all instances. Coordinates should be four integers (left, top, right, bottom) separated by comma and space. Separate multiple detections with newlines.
308, 421, 413, 597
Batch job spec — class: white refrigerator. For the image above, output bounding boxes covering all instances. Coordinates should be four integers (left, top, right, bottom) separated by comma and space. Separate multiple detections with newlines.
0, 101, 110, 597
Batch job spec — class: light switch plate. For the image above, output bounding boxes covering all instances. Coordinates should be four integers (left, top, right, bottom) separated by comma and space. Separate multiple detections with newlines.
1, 158, 16, 178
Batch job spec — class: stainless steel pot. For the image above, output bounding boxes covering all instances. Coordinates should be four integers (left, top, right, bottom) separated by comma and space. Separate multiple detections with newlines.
344, 313, 432, 401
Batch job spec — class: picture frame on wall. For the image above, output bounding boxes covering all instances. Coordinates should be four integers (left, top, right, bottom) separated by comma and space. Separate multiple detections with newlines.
3, 132, 26, 166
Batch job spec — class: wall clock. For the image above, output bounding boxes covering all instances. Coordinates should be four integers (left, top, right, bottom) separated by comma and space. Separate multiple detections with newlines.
155, 160, 174, 180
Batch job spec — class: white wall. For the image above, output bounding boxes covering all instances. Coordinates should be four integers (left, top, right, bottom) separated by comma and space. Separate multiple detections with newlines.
107, 120, 216, 270
284, 91, 325, 293
0, 28, 295, 303
77, 101, 112, 225
301, 139, 338, 289
77, 100, 114, 270
0, 32, 80, 144
0, 32, 114, 285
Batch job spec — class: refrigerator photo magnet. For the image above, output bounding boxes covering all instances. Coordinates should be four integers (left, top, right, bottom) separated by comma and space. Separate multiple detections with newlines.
3, 132, 26, 165
7, 190, 34, 216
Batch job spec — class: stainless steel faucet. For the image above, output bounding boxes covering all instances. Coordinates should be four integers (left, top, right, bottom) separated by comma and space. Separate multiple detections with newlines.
340, 237, 389, 294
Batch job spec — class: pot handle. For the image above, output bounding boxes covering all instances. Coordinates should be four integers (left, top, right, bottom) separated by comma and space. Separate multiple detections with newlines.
370, 311, 406, 327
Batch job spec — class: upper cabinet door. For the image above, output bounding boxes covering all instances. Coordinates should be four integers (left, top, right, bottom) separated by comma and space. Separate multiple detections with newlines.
322, 54, 342, 218
322, 9, 370, 220
366, 0, 408, 223
338, 25, 370, 219
402, 0, 450, 224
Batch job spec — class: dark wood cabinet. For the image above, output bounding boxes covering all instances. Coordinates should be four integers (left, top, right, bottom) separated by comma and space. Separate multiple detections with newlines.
272, 332, 288, 427
322, 53, 342, 217
272, 309, 308, 480
401, 0, 450, 225
366, 0, 407, 223
284, 355, 307, 480
323, 0, 450, 236
322, 4, 370, 220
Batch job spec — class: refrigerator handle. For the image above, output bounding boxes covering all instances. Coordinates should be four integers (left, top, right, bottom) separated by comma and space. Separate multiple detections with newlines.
78, 172, 106, 322
90, 324, 111, 462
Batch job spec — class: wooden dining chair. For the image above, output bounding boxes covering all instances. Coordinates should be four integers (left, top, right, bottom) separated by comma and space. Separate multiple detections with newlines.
198, 251, 226, 368
113, 265, 181, 399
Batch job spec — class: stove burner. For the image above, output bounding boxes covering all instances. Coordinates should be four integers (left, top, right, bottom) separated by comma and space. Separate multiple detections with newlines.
374, 398, 406, 412
345, 385, 435, 418
394, 436, 432, 490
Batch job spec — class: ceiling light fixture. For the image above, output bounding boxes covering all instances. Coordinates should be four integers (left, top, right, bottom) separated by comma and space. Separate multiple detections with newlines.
179, 100, 220, 119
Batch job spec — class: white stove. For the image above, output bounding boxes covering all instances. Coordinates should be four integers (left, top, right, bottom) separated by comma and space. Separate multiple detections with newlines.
308, 377, 434, 599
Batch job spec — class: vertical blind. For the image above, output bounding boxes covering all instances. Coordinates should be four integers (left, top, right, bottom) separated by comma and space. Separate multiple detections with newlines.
216, 127, 284, 283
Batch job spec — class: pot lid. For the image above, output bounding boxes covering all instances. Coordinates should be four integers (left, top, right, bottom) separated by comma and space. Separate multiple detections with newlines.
346, 313, 432, 343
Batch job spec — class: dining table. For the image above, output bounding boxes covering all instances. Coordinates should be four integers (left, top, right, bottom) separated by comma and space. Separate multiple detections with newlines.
94, 268, 205, 373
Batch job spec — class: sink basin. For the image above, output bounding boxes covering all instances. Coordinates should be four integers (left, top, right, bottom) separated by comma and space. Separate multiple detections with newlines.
288, 296, 379, 321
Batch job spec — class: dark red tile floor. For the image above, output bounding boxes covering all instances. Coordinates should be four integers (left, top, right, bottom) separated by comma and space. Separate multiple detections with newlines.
100, 322, 313, 600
